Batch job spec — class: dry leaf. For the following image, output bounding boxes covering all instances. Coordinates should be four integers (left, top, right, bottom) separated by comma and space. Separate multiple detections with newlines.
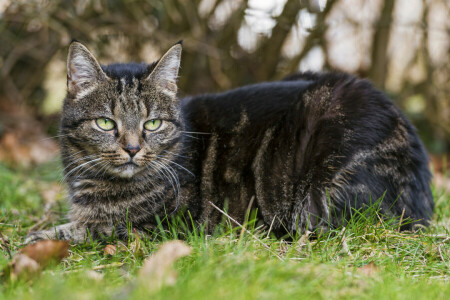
6, 240, 70, 280
20, 240, 69, 267
358, 262, 379, 276
129, 235, 145, 257
0, 231, 12, 258
299, 230, 312, 245
104, 244, 117, 256
138, 240, 192, 290
10, 254, 40, 280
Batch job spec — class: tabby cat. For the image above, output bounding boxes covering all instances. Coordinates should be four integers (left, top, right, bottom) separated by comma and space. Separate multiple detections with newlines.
25, 41, 433, 244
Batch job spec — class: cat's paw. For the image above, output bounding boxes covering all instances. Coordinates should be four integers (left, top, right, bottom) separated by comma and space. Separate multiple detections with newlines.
23, 230, 55, 245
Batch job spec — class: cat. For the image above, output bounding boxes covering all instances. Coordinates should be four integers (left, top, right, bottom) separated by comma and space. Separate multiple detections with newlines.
25, 41, 433, 244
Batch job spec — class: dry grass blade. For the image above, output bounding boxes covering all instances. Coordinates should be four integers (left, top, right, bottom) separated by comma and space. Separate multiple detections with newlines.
208, 201, 284, 261
138, 240, 192, 291
92, 262, 124, 270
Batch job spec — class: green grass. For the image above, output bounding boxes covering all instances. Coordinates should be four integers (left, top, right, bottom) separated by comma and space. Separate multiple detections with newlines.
0, 162, 449, 299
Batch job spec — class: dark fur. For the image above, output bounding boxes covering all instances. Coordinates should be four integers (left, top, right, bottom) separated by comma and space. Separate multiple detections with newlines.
25, 43, 433, 244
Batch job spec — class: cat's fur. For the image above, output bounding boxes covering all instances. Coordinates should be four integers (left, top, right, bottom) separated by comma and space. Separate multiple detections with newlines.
25, 42, 433, 244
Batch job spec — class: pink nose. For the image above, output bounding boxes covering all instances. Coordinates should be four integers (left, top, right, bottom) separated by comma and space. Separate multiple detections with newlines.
123, 144, 141, 157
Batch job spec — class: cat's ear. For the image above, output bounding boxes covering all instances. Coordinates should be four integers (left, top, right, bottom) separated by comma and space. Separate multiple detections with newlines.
146, 42, 182, 94
67, 41, 106, 96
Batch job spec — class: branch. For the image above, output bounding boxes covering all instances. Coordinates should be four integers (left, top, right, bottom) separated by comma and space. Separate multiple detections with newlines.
286, 0, 338, 74
368, 0, 395, 88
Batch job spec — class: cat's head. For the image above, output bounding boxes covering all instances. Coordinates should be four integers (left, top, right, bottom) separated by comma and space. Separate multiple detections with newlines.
60, 41, 183, 179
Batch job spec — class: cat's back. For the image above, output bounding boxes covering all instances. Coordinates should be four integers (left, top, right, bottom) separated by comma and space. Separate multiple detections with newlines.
181, 71, 433, 232
181, 79, 313, 133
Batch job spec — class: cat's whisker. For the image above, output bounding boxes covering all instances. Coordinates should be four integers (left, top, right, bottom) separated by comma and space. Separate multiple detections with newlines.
149, 160, 179, 208
152, 160, 180, 195
162, 150, 188, 159
99, 162, 111, 179
74, 159, 107, 182
61, 157, 102, 183
62, 154, 97, 173
157, 156, 195, 177
39, 134, 71, 142
180, 131, 211, 135
181, 133, 200, 140
152, 159, 180, 196
160, 162, 182, 210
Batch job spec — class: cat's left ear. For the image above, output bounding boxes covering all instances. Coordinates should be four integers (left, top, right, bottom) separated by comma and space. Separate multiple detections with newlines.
147, 42, 182, 94
67, 41, 107, 96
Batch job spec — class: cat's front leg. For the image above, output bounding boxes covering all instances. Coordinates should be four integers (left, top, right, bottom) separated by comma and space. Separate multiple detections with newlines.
24, 222, 88, 245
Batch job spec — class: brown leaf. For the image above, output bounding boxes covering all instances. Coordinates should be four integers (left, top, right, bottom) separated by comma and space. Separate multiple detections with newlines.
129, 234, 145, 257
20, 240, 69, 267
138, 240, 192, 290
358, 262, 379, 276
0, 231, 12, 258
297, 230, 312, 248
10, 254, 40, 280
103, 244, 117, 256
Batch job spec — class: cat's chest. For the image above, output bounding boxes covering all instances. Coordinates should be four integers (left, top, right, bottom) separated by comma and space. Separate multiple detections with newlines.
68, 179, 170, 224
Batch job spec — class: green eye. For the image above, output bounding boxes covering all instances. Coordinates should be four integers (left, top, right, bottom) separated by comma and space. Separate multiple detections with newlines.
144, 119, 162, 131
95, 118, 116, 131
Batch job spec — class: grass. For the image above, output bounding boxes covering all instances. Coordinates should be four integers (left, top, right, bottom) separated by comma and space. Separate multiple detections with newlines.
0, 161, 449, 299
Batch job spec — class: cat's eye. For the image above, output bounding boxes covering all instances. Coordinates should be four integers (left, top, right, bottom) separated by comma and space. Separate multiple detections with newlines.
96, 118, 116, 131
144, 119, 162, 131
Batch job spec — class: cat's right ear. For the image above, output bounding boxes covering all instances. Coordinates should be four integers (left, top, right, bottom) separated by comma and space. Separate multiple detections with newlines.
67, 42, 106, 96
146, 42, 182, 95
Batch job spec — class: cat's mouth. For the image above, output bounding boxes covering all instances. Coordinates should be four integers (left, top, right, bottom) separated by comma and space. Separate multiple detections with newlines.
122, 161, 139, 167
113, 161, 142, 178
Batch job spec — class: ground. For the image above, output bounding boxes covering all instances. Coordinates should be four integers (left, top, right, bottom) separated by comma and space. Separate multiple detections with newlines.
0, 161, 449, 299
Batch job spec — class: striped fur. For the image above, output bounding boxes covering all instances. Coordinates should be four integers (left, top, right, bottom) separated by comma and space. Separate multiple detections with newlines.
25, 43, 433, 244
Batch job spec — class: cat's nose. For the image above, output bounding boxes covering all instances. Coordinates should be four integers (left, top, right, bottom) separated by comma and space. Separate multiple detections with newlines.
123, 144, 141, 157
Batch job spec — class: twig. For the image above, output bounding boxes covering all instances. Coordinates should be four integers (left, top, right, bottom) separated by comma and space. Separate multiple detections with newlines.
266, 215, 277, 239
437, 245, 445, 263
398, 208, 405, 232
339, 227, 353, 257
62, 262, 124, 274
239, 196, 255, 237
92, 262, 124, 270
208, 201, 284, 261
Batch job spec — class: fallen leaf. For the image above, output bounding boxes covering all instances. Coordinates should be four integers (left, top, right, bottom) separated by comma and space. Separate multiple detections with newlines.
5, 240, 70, 281
296, 230, 312, 251
20, 240, 69, 267
129, 234, 144, 257
103, 244, 116, 256
0, 231, 12, 258
358, 262, 379, 276
138, 240, 192, 290
116, 241, 128, 252
10, 254, 40, 280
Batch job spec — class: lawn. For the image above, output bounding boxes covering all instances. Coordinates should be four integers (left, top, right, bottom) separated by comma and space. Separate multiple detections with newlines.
0, 161, 449, 299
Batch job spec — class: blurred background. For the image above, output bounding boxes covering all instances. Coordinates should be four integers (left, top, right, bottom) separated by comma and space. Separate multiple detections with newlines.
0, 0, 448, 176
